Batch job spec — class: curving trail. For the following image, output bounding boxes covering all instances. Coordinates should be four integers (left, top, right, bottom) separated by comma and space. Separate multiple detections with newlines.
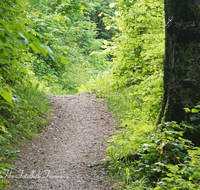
7, 93, 117, 189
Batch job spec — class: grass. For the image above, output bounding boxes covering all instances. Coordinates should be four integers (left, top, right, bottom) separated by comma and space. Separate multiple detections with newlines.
78, 71, 200, 189
0, 82, 51, 188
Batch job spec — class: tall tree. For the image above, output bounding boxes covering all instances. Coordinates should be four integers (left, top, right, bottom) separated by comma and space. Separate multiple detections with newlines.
157, 0, 200, 144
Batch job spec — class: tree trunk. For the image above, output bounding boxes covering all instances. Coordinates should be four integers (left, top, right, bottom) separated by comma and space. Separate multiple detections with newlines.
158, 0, 200, 126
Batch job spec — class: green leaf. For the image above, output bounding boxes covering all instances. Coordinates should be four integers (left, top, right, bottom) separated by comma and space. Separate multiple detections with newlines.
0, 135, 5, 142
0, 89, 12, 103
35, 83, 39, 90
1, 125, 8, 134
18, 32, 27, 39
49, 53, 55, 61
190, 116, 197, 122
191, 109, 199, 113
126, 167, 129, 174
30, 43, 40, 53
27, 33, 40, 43
184, 108, 191, 113
41, 45, 53, 54
0, 34, 6, 43
58, 55, 67, 64
154, 187, 161, 190
17, 37, 29, 47
17, 32, 29, 47
167, 173, 173, 177
30, 43, 47, 56
14, 23, 23, 30
96, 99, 103, 102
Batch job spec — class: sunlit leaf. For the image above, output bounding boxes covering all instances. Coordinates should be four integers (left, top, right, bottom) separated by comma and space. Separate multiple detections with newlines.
17, 37, 29, 47
191, 109, 199, 113
0, 89, 12, 103
58, 55, 67, 64
14, 23, 23, 30
30, 43, 39, 52
41, 45, 53, 54
30, 43, 47, 56
1, 125, 8, 134
159, 148, 163, 154
184, 108, 191, 113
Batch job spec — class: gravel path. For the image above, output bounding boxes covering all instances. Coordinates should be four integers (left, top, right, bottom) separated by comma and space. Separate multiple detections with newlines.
7, 93, 117, 189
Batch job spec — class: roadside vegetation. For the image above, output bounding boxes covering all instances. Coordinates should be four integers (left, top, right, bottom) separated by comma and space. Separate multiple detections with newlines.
78, 0, 200, 189
0, 0, 114, 188
1, 0, 200, 189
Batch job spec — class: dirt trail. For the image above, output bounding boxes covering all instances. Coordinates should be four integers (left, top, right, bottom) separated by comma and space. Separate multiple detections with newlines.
7, 93, 117, 189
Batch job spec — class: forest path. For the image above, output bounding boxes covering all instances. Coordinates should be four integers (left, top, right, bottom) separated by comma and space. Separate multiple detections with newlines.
8, 93, 117, 189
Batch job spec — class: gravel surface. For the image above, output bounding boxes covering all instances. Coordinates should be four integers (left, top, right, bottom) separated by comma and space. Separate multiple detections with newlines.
7, 93, 117, 189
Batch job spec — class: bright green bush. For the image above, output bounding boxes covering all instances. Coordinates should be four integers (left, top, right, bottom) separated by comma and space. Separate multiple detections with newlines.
0, 83, 50, 188
0, 0, 51, 188
79, 0, 165, 124
104, 121, 200, 189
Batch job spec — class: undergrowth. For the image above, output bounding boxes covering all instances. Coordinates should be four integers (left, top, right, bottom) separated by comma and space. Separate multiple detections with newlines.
0, 0, 51, 188
0, 83, 50, 188
78, 68, 200, 189
104, 121, 200, 189
0, 0, 115, 188
25, 0, 114, 95
2, 0, 200, 189
78, 0, 200, 189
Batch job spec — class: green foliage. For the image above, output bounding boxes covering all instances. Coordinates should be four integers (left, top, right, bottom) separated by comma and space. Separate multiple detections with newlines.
76, 0, 200, 189
0, 83, 50, 188
24, 0, 110, 94
87, 0, 117, 39
4, 0, 200, 189
103, 121, 200, 189
0, 0, 115, 187
0, 0, 51, 188
79, 0, 164, 124
79, 0, 200, 189
108, 0, 164, 85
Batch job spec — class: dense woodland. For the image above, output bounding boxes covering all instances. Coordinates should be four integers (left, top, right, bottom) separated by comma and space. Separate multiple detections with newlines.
1, 0, 200, 189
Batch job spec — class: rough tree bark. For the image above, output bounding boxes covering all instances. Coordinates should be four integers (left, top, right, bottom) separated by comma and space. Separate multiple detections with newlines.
157, 0, 200, 143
